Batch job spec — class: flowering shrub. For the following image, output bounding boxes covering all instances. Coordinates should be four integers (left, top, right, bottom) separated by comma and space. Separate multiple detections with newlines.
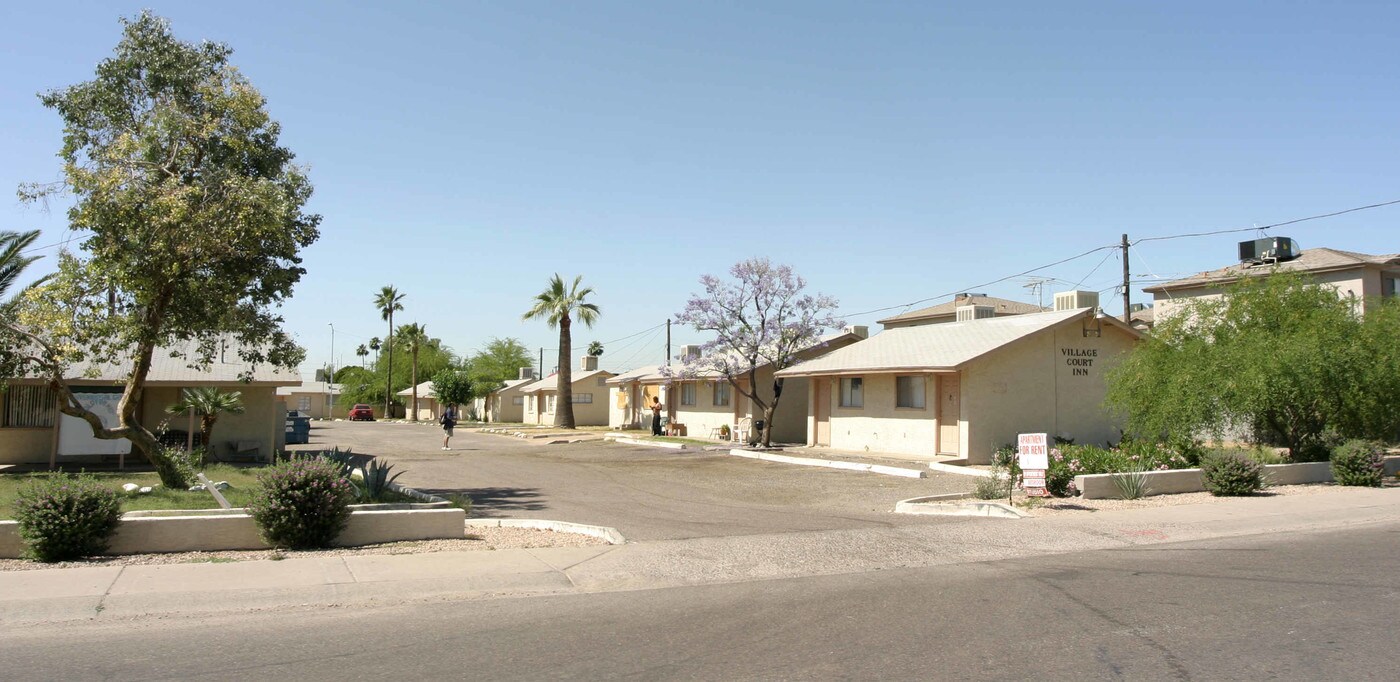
1043, 441, 1196, 497
1330, 439, 1385, 487
247, 458, 357, 549
14, 473, 123, 562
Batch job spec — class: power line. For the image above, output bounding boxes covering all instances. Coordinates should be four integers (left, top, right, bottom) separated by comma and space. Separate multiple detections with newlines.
1132, 198, 1400, 245
841, 244, 1120, 319
612, 326, 667, 372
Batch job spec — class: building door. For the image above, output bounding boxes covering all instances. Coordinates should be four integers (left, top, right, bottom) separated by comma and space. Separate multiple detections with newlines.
938, 374, 961, 455
814, 379, 831, 447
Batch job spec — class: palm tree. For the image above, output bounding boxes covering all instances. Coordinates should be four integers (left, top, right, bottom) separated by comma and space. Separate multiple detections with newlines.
356, 344, 369, 368
1, 230, 48, 308
164, 387, 245, 465
587, 341, 604, 357
522, 274, 600, 429
373, 286, 405, 418
369, 336, 381, 365
396, 322, 428, 421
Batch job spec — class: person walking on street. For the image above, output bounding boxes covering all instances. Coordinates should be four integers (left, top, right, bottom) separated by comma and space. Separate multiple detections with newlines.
440, 406, 458, 450
650, 396, 663, 436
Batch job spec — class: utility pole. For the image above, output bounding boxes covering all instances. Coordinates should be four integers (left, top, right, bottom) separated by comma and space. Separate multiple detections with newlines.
665, 318, 671, 366
539, 347, 544, 377
327, 323, 335, 419
1121, 233, 1131, 322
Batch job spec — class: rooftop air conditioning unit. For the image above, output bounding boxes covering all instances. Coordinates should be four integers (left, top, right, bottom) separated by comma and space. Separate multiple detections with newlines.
1239, 237, 1300, 264
843, 325, 870, 339
518, 367, 536, 381
1054, 290, 1100, 312
955, 305, 996, 321
678, 344, 702, 361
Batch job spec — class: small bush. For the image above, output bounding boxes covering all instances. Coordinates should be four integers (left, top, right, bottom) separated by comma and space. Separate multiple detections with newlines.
1330, 439, 1385, 487
152, 446, 198, 489
247, 458, 358, 549
13, 473, 123, 562
1201, 453, 1264, 496
972, 475, 1009, 500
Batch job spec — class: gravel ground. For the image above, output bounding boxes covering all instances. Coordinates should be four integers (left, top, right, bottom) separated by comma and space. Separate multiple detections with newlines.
1011, 482, 1353, 516
0, 526, 606, 572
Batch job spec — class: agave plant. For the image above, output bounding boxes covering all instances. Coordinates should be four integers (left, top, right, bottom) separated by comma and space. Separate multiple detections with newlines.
359, 458, 404, 502
1111, 466, 1153, 500
318, 447, 359, 480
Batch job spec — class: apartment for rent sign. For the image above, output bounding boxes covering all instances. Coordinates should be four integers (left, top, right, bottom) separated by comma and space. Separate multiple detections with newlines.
1018, 432, 1049, 497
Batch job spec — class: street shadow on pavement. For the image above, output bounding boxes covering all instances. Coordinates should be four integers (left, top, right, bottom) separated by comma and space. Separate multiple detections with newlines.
417, 486, 548, 517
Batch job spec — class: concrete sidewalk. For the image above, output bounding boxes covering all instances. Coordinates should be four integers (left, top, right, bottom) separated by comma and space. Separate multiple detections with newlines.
3, 487, 1397, 624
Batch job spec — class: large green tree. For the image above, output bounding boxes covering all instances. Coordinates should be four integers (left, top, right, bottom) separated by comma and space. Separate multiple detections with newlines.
1, 13, 318, 480
374, 286, 405, 416
522, 275, 600, 429
1105, 272, 1400, 456
431, 368, 473, 418
466, 337, 533, 394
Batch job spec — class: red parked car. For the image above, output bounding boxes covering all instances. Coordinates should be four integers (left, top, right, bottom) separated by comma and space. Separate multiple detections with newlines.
348, 404, 375, 421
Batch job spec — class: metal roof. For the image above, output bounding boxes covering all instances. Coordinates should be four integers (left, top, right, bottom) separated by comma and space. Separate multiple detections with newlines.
520, 369, 615, 393
877, 295, 1047, 326
59, 339, 302, 386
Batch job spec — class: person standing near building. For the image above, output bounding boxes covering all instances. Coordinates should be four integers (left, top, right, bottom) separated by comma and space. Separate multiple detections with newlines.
440, 406, 458, 450
650, 396, 663, 436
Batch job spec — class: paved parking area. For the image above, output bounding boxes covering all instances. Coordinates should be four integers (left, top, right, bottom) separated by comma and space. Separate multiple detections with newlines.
289, 421, 975, 541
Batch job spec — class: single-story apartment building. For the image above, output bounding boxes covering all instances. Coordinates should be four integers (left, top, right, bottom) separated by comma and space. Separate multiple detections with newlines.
877, 293, 1045, 330
1144, 245, 1400, 322
275, 380, 341, 419
521, 357, 614, 427
774, 298, 1139, 464
607, 327, 869, 443
482, 372, 536, 423
1, 343, 299, 467
396, 381, 452, 422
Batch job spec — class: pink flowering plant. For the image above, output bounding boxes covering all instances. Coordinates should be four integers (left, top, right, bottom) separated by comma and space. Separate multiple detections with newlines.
13, 472, 123, 562
672, 258, 843, 448
1044, 438, 1198, 496
247, 458, 357, 549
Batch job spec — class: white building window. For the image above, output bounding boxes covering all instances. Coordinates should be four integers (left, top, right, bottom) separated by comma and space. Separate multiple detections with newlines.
571, 393, 593, 404
713, 381, 731, 407
297, 396, 312, 411
896, 376, 926, 409
680, 383, 696, 406
512, 396, 524, 406
1385, 276, 1399, 297
839, 377, 863, 408
546, 395, 556, 412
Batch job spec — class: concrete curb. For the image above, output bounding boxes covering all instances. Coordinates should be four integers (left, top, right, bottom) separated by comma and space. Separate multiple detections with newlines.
727, 448, 926, 478
927, 461, 993, 478
1073, 455, 1400, 499
893, 496, 1025, 518
604, 435, 688, 450
464, 519, 626, 545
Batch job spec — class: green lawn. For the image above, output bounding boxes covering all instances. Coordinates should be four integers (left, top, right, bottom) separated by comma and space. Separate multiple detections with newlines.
0, 464, 263, 520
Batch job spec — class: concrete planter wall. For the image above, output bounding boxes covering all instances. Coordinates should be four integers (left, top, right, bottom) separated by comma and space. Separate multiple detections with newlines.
1075, 455, 1400, 499
0, 505, 466, 560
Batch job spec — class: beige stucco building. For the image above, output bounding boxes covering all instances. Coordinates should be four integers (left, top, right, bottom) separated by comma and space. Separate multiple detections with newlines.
483, 376, 534, 423
1, 344, 298, 467
606, 329, 868, 443
521, 357, 614, 427
1144, 247, 1400, 322
275, 381, 341, 419
878, 293, 1046, 330
775, 306, 1140, 464
396, 381, 454, 422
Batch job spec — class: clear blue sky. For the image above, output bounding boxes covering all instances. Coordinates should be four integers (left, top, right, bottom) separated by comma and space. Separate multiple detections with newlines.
4, 2, 1397, 375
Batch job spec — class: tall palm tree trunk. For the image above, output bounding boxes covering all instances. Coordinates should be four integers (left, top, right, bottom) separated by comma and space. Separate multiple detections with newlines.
410, 346, 419, 421
385, 312, 394, 418
557, 314, 574, 428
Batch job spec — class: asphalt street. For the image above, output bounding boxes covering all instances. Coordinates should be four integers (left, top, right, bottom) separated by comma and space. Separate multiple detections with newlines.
289, 420, 972, 541
4, 522, 1394, 681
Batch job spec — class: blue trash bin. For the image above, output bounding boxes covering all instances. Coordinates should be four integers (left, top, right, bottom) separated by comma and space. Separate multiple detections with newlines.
285, 415, 311, 445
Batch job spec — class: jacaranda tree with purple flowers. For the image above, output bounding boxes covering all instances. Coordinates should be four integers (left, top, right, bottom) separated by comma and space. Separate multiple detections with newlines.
675, 258, 842, 447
